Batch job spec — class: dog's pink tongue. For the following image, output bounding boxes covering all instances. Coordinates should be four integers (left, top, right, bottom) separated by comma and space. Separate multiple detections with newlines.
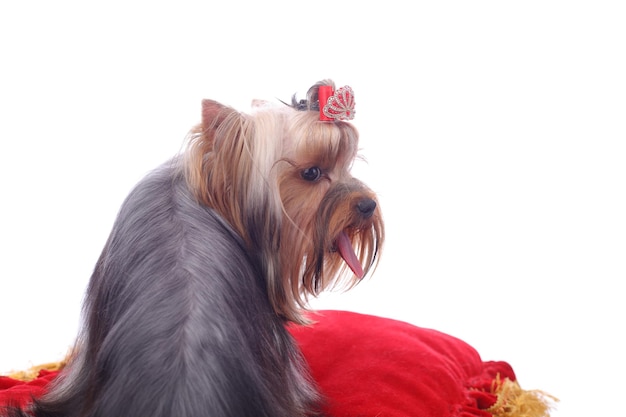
336, 231, 364, 278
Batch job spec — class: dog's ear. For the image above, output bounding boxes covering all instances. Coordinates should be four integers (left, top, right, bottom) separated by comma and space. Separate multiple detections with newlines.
196, 99, 245, 156
202, 99, 232, 134
185, 100, 241, 210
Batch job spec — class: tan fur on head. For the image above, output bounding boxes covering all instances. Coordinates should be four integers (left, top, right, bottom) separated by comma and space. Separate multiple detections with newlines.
185, 100, 284, 243
184, 85, 384, 324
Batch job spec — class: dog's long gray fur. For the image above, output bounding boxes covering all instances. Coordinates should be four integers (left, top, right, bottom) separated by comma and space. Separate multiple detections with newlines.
8, 160, 318, 417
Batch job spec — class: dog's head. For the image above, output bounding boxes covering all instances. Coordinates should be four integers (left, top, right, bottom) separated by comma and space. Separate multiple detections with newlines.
184, 80, 384, 323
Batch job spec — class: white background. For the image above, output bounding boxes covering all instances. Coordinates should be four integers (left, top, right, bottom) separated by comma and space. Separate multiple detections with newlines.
1, 2, 625, 416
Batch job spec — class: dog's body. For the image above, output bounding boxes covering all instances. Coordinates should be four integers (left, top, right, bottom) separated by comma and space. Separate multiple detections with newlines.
47, 162, 317, 416
6, 80, 383, 417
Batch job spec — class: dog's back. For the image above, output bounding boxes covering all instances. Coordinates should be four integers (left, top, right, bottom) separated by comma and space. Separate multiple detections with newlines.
15, 160, 317, 417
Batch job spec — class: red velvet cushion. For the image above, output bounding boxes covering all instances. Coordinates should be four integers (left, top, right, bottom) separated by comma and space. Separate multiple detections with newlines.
0, 369, 58, 409
2, 310, 524, 417
288, 310, 516, 417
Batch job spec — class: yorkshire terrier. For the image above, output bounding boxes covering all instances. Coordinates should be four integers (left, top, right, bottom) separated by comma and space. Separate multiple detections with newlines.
8, 80, 384, 417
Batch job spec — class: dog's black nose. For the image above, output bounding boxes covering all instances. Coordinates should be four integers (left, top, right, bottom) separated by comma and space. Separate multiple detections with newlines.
357, 198, 377, 218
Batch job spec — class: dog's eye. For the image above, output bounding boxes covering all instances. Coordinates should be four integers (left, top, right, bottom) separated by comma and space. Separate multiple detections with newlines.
301, 167, 322, 182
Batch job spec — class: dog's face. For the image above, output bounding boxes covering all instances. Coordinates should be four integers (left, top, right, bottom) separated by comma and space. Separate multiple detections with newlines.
277, 111, 382, 292
184, 93, 383, 323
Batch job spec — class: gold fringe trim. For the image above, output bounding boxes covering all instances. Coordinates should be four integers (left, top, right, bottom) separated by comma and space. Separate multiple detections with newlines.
488, 375, 559, 417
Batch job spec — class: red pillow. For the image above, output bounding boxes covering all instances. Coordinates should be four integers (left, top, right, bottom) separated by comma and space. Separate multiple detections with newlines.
2, 310, 553, 417
0, 369, 58, 409
288, 310, 550, 417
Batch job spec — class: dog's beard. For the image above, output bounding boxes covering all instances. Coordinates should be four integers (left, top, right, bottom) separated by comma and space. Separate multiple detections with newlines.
294, 179, 384, 296
307, 222, 382, 293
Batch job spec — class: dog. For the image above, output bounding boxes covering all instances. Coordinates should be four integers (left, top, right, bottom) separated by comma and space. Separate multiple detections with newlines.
7, 80, 384, 417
